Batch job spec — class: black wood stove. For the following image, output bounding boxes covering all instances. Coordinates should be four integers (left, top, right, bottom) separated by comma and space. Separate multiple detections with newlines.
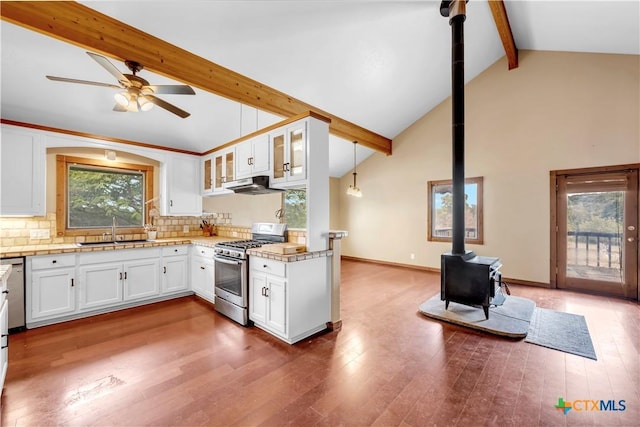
439, 0, 503, 319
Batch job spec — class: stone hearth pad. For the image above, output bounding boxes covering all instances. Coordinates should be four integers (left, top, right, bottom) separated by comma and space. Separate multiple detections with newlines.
418, 293, 536, 338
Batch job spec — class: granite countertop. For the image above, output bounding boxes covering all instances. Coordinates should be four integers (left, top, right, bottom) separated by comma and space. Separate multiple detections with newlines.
247, 246, 333, 263
0, 236, 234, 258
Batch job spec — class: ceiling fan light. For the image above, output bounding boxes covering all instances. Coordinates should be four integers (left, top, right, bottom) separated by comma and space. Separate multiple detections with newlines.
114, 91, 130, 107
138, 96, 154, 111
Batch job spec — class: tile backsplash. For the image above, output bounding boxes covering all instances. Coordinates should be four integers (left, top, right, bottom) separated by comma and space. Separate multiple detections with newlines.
0, 213, 306, 246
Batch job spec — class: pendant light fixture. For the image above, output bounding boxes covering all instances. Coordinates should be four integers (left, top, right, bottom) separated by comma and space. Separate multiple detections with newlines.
346, 140, 363, 197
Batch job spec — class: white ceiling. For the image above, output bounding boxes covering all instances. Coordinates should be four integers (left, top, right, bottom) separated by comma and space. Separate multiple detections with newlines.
1, 1, 638, 177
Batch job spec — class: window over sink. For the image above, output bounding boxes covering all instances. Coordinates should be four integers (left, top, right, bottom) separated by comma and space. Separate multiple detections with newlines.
56, 155, 154, 236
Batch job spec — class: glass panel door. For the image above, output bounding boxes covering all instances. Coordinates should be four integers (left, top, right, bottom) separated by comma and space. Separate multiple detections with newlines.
288, 125, 305, 179
556, 169, 638, 299
272, 133, 285, 180
225, 151, 234, 183
214, 155, 223, 189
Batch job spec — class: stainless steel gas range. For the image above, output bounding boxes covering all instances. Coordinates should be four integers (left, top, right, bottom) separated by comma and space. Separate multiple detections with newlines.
213, 223, 287, 325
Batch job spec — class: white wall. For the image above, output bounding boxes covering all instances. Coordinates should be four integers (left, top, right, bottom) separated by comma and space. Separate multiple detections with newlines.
338, 50, 640, 284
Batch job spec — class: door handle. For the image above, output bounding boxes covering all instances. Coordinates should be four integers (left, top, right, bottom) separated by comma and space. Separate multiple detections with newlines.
163, 266, 167, 274
119, 272, 123, 280
124, 272, 127, 280
71, 278, 74, 287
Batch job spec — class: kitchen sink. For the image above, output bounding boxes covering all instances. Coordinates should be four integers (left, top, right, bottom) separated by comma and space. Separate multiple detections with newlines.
76, 239, 151, 247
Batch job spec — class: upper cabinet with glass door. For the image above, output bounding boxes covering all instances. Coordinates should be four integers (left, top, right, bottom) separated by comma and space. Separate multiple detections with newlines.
202, 147, 235, 195
271, 122, 307, 187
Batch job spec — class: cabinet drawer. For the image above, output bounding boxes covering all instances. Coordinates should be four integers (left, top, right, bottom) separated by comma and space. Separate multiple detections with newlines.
31, 254, 76, 270
192, 246, 215, 258
251, 257, 286, 278
162, 245, 189, 257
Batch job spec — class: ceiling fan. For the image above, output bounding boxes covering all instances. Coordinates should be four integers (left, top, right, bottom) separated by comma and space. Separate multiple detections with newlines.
46, 52, 195, 118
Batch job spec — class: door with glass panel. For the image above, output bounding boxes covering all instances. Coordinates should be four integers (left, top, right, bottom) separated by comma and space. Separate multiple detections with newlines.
555, 168, 638, 299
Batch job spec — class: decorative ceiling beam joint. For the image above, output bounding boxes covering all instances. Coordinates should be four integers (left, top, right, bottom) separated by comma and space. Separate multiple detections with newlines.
488, 0, 518, 70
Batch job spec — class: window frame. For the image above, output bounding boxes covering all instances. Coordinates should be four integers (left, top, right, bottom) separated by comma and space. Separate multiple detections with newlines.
56, 155, 154, 237
427, 176, 484, 245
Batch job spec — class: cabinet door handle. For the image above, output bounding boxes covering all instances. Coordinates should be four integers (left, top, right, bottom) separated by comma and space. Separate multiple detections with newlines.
163, 266, 167, 274
264, 287, 269, 297
52, 260, 57, 264
71, 278, 74, 287
124, 272, 127, 280
200, 266, 205, 270
170, 200, 173, 207
261, 287, 265, 296
119, 272, 123, 280
2, 290, 8, 295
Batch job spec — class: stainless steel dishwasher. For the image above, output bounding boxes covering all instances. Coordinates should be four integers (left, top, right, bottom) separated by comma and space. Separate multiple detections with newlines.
0, 257, 25, 333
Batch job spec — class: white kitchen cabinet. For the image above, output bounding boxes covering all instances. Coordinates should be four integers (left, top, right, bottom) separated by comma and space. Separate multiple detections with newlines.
162, 245, 189, 294
190, 246, 215, 303
165, 154, 202, 215
270, 122, 307, 187
249, 256, 329, 344
77, 248, 161, 311
202, 148, 235, 195
28, 254, 77, 320
1, 267, 10, 394
0, 126, 46, 216
250, 270, 286, 336
236, 134, 270, 179
122, 259, 161, 301
78, 262, 123, 310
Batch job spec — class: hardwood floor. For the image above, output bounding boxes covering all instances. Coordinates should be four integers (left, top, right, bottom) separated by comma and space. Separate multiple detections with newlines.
2, 259, 638, 426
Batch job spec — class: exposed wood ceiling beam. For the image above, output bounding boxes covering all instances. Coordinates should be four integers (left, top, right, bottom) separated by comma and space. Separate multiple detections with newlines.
488, 0, 518, 70
1, 1, 392, 155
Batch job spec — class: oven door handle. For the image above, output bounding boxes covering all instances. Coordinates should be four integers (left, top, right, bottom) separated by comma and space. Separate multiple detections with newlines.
214, 256, 243, 266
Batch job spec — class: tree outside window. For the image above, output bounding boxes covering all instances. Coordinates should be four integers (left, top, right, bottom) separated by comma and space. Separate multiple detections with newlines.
283, 189, 307, 229
427, 176, 483, 244
56, 155, 154, 236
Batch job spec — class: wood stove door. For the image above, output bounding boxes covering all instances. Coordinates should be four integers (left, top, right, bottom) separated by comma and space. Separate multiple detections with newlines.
555, 168, 638, 299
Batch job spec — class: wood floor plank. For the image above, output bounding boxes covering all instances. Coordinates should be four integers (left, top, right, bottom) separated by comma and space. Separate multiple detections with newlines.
1, 260, 638, 426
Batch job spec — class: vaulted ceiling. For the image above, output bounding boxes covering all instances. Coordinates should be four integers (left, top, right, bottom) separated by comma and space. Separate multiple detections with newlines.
1, 1, 638, 177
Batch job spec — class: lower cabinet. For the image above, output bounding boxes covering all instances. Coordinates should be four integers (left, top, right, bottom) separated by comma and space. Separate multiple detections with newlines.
78, 258, 160, 311
28, 254, 77, 321
249, 256, 330, 344
250, 272, 286, 335
162, 246, 189, 294
0, 284, 8, 394
190, 246, 215, 303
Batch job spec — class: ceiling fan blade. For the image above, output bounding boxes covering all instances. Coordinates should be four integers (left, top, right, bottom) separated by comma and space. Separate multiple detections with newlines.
113, 104, 128, 112
144, 95, 190, 118
146, 85, 196, 95
46, 75, 122, 89
87, 52, 131, 86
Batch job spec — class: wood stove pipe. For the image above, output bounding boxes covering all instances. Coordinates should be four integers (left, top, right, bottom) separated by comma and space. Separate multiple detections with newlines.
441, 0, 467, 255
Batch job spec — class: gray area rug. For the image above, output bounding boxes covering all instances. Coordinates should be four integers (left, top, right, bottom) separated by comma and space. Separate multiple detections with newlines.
525, 307, 597, 360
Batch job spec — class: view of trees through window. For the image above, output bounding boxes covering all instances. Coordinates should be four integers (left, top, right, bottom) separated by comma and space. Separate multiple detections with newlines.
68, 165, 144, 228
284, 189, 307, 229
428, 177, 483, 244
567, 191, 623, 234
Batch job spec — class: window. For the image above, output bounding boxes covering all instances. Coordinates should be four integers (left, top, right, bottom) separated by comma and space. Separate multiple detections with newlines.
56, 155, 154, 236
283, 189, 307, 229
427, 176, 483, 244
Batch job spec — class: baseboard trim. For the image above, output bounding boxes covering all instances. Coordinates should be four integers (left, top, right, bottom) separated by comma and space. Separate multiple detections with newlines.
340, 256, 550, 288
341, 255, 440, 273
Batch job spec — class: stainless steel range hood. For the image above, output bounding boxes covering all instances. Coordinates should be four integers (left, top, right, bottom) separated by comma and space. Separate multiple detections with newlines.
223, 176, 283, 195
